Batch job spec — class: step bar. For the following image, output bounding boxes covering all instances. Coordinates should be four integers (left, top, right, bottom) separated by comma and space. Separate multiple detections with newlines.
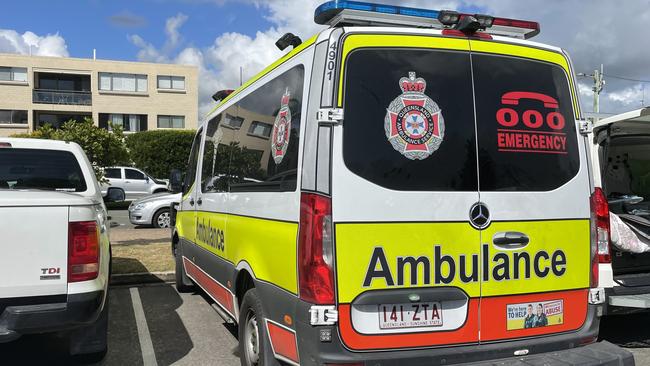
608, 293, 650, 308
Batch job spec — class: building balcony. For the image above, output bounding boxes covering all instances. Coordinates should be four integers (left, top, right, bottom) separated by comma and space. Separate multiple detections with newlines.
32, 89, 92, 106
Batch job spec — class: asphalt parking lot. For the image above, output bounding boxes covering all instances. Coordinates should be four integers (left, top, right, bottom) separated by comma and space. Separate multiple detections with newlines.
0, 283, 240, 366
1, 281, 649, 365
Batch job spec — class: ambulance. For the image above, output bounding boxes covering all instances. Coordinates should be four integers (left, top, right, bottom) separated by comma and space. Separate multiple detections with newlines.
171, 1, 634, 365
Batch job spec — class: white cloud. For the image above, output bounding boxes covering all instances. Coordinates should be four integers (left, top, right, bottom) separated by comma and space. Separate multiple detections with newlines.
165, 13, 189, 51
0, 29, 69, 57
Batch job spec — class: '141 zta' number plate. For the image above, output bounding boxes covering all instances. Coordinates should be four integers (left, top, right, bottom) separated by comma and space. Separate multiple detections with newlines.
378, 302, 443, 329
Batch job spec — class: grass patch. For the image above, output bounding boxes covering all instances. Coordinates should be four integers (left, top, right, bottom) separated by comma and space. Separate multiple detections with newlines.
112, 243, 174, 274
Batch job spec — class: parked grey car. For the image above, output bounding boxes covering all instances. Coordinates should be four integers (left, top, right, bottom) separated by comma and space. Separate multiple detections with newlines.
128, 192, 181, 228
101, 166, 169, 201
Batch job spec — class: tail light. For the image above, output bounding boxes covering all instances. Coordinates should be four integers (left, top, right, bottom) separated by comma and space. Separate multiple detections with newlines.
298, 193, 335, 304
590, 187, 610, 287
68, 221, 100, 282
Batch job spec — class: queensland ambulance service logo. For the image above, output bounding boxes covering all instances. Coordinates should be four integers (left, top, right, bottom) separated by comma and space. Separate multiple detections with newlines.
271, 88, 291, 164
384, 72, 445, 160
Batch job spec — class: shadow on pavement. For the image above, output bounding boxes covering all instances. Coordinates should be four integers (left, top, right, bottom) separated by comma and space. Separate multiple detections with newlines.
138, 284, 194, 365
599, 311, 650, 348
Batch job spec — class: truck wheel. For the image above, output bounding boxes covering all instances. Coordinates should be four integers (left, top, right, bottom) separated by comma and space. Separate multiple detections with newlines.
174, 244, 194, 293
239, 289, 277, 366
153, 208, 171, 228
69, 293, 109, 362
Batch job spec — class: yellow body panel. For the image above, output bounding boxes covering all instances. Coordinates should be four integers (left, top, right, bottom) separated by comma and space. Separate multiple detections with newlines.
178, 210, 299, 295
480, 220, 590, 297
335, 222, 481, 303
335, 220, 589, 304
176, 210, 196, 243
225, 214, 298, 294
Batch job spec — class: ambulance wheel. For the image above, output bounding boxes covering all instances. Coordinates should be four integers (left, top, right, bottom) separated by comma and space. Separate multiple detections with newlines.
174, 243, 194, 293
239, 289, 276, 366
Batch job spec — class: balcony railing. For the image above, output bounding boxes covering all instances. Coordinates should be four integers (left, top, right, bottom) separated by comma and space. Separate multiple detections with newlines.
33, 89, 92, 106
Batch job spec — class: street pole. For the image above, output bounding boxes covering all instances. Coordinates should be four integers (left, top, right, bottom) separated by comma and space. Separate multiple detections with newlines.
592, 64, 605, 120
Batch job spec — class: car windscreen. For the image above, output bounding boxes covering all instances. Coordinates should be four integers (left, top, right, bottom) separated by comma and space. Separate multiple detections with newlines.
0, 148, 87, 192
342, 48, 478, 191
473, 54, 580, 191
342, 48, 579, 192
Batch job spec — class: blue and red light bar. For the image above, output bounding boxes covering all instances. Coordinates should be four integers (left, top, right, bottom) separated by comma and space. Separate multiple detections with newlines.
314, 1, 540, 39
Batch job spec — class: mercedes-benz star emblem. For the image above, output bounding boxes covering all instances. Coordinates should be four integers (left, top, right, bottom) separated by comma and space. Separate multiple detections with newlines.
469, 202, 490, 229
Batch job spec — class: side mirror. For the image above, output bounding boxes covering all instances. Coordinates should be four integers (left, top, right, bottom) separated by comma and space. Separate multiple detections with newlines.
169, 169, 183, 193
105, 188, 125, 202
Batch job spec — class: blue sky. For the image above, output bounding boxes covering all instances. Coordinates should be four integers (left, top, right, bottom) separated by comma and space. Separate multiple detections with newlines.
1, 0, 649, 116
0, 0, 273, 61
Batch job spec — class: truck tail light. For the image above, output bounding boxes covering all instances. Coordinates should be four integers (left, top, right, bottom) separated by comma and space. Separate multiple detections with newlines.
68, 221, 100, 283
590, 187, 610, 287
298, 193, 335, 305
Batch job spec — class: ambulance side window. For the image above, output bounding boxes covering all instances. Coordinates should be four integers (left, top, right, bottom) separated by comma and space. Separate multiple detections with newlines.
183, 128, 203, 195
472, 54, 579, 191
201, 112, 236, 193
227, 65, 305, 192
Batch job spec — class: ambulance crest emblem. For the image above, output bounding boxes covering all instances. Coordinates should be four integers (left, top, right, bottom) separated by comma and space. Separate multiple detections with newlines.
271, 89, 291, 164
384, 72, 445, 160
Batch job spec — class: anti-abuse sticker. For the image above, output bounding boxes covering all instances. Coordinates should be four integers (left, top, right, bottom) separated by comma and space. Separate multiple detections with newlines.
506, 300, 564, 330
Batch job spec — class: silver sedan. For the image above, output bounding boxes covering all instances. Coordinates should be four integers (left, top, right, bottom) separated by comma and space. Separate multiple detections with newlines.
128, 192, 181, 228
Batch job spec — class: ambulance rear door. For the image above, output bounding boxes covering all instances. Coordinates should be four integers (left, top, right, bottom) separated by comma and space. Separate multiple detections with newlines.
468, 40, 592, 341
331, 33, 483, 351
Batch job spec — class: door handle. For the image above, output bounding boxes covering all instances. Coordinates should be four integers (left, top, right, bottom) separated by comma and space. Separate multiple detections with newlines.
189, 198, 195, 206
196, 197, 203, 206
493, 232, 530, 249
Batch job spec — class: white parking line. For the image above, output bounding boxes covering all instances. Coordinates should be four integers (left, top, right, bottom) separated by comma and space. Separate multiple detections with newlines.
130, 287, 159, 366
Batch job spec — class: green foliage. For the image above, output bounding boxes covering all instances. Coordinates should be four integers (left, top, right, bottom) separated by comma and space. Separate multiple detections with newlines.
125, 130, 196, 179
11, 118, 130, 182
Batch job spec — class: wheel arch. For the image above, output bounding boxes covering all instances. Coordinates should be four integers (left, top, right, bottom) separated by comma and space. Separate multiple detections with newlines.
235, 261, 257, 311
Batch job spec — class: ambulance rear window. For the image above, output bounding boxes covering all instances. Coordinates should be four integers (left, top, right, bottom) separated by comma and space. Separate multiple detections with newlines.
473, 54, 579, 191
342, 48, 478, 191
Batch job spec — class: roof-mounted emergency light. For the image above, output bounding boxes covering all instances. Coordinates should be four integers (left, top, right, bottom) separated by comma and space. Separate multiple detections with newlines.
314, 0, 540, 39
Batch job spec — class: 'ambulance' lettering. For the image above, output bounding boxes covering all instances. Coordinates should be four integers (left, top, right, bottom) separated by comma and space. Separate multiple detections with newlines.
363, 245, 567, 287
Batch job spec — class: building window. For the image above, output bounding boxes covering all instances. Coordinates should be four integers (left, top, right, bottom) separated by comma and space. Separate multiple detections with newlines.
223, 114, 244, 129
157, 75, 185, 90
157, 115, 185, 129
99, 113, 147, 132
0, 110, 28, 125
248, 121, 272, 138
0, 67, 27, 82
99, 73, 147, 92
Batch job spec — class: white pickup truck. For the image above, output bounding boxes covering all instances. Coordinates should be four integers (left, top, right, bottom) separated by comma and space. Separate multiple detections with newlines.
0, 138, 111, 360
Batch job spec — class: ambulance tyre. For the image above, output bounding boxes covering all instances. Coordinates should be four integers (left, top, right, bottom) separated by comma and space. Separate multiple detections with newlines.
174, 242, 194, 293
239, 289, 277, 366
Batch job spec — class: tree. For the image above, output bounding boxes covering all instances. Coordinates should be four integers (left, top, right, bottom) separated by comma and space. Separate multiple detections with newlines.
125, 130, 196, 179
11, 118, 130, 182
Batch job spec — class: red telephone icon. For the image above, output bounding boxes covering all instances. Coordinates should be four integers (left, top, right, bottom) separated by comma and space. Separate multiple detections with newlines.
501, 91, 559, 109
496, 91, 565, 130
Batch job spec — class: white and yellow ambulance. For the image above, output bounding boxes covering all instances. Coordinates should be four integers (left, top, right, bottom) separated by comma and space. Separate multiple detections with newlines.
171, 2, 634, 365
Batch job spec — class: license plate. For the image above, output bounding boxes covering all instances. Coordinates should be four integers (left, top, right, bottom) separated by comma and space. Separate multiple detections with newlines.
378, 302, 443, 329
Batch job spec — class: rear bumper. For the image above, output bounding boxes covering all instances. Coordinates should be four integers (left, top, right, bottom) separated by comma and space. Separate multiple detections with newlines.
0, 290, 104, 343
462, 341, 633, 366
256, 281, 631, 366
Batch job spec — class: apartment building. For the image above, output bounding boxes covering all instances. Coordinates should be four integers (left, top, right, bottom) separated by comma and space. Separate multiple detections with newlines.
0, 53, 198, 137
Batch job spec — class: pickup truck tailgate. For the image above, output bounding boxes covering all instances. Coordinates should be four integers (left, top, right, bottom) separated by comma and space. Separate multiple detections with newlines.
0, 206, 69, 298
